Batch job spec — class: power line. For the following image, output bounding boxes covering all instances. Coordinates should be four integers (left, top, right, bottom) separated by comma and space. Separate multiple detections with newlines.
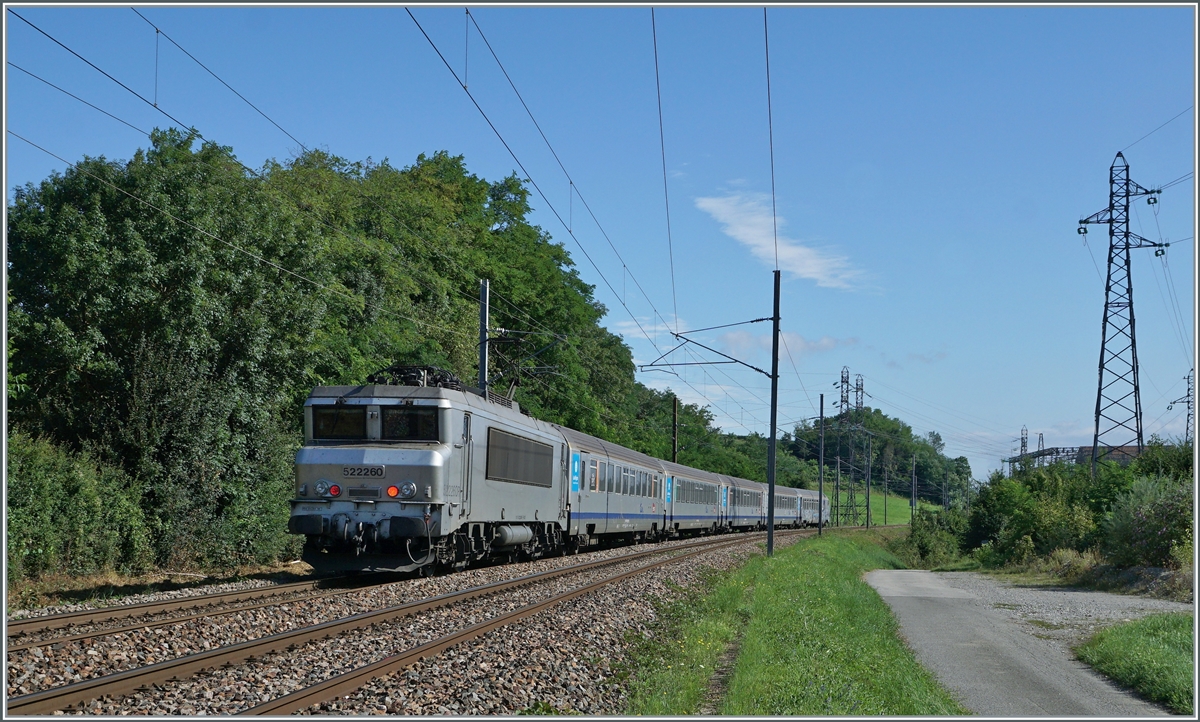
130, 8, 308, 152
1121, 105, 1193, 153
405, 8, 664, 357
8, 61, 150, 136
862, 374, 1017, 438
650, 8, 680, 333
779, 331, 816, 415
762, 7, 779, 271
464, 9, 679, 343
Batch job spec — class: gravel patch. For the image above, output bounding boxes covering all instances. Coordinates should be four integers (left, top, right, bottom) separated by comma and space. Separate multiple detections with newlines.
934, 571, 1194, 650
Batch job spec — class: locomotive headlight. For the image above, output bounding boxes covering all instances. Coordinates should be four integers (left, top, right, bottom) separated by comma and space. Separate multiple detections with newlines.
315, 479, 329, 495
399, 481, 417, 499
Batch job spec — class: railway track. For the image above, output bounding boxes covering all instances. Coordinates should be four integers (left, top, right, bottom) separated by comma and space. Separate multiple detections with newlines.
5, 576, 365, 642
8, 530, 803, 715
4, 574, 414, 653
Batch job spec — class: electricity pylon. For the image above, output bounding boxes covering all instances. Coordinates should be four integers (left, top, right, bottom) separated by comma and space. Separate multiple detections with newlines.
1168, 369, 1194, 445
1078, 152, 1166, 474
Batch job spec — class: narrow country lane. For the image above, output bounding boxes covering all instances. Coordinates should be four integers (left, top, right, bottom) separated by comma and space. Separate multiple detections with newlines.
865, 570, 1189, 716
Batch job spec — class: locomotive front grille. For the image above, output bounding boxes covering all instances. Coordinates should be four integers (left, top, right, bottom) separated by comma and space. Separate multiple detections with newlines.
348, 487, 381, 498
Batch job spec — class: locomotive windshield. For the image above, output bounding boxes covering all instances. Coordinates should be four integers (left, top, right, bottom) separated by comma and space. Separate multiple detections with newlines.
381, 407, 439, 441
312, 406, 366, 439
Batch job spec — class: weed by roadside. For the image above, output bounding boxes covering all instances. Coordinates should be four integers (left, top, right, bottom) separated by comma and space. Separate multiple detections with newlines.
1075, 612, 1194, 715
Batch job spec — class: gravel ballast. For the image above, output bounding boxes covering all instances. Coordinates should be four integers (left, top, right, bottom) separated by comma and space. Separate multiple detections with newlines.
12, 534, 797, 715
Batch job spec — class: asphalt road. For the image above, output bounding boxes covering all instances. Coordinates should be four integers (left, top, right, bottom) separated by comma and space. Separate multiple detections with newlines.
865, 570, 1173, 716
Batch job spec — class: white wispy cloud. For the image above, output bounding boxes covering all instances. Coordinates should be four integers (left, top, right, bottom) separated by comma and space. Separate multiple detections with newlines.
694, 193, 862, 289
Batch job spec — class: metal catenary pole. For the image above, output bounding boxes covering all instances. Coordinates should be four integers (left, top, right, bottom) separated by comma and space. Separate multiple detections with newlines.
818, 393, 825, 535
672, 395, 678, 464
865, 435, 872, 528
766, 269, 781, 556
910, 455, 916, 524
835, 457, 841, 527
478, 279, 489, 391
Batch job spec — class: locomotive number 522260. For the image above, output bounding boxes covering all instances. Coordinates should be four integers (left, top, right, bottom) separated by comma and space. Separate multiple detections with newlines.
342, 466, 385, 478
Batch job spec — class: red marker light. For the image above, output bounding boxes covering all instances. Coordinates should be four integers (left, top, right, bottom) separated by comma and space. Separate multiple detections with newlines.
328, 484, 341, 497
387, 485, 400, 498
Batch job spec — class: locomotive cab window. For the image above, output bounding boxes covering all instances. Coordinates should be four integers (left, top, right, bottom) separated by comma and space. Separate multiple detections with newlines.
313, 406, 366, 439
381, 406, 439, 441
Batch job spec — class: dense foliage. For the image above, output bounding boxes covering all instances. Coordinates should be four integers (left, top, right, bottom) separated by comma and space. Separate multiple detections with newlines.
7, 131, 969, 580
902, 435, 1194, 571
6, 432, 153, 580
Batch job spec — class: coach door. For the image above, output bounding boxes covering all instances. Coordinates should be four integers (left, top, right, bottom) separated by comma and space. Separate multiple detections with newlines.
457, 412, 473, 516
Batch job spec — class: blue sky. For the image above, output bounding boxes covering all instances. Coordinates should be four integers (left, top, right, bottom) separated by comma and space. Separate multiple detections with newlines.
4, 4, 1196, 479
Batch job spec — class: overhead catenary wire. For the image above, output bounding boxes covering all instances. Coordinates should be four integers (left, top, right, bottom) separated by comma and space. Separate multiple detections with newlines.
762, 7, 779, 271
8, 61, 150, 136
130, 8, 306, 153
407, 8, 770, 431
464, 9, 679, 342
650, 7, 681, 332
405, 9, 662, 356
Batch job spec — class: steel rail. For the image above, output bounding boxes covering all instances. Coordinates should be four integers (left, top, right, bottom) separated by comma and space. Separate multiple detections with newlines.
7, 531, 792, 715
7, 576, 411, 653
5, 576, 358, 640
240, 534, 775, 715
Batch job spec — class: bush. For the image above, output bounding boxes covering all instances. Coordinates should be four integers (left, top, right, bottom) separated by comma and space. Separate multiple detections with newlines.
890, 508, 966, 568
6, 431, 153, 582
1102, 477, 1194, 568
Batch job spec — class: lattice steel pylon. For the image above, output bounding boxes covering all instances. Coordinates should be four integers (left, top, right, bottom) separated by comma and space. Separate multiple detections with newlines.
1168, 369, 1194, 445
1078, 152, 1164, 475
833, 367, 857, 526
844, 374, 865, 526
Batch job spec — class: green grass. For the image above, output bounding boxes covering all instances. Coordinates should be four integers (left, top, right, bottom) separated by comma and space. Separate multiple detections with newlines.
826, 488, 936, 528
1075, 613, 1194, 715
623, 558, 764, 714
624, 528, 969, 715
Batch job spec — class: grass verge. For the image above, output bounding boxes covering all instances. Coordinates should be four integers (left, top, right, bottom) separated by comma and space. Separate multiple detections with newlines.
1075, 612, 1194, 715
624, 528, 969, 715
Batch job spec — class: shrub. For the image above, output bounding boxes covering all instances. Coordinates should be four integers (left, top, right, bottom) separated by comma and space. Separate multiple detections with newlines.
1102, 477, 1194, 568
6, 431, 153, 582
890, 508, 966, 568
1028, 498, 1096, 556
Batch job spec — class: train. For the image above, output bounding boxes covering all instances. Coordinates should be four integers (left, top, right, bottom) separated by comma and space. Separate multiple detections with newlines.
288, 365, 830, 572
